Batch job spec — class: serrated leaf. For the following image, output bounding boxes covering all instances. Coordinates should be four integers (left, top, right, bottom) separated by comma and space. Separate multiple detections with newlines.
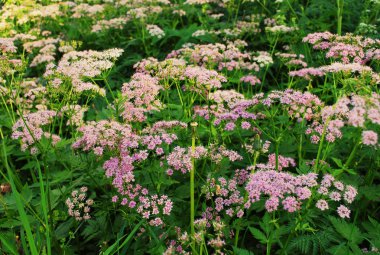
259, 213, 271, 236
233, 246, 255, 255
360, 185, 380, 201
249, 227, 268, 244
329, 216, 363, 244
328, 243, 350, 255
331, 157, 343, 167
55, 218, 74, 239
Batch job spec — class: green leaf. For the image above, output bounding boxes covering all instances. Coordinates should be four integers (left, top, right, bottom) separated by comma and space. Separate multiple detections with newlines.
329, 216, 363, 244
55, 218, 74, 239
233, 246, 255, 255
331, 157, 343, 168
174, 183, 190, 199
259, 213, 272, 236
249, 227, 268, 244
360, 185, 380, 201
0, 219, 22, 228
103, 220, 144, 255
0, 234, 18, 255
328, 243, 351, 255
2, 137, 38, 255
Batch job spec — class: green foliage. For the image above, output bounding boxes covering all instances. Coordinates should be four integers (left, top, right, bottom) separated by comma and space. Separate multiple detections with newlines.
288, 229, 334, 255
0, 0, 379, 254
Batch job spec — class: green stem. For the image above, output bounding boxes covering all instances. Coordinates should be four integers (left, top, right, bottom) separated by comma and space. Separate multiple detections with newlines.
275, 141, 280, 171
314, 119, 330, 173
298, 120, 305, 165
337, 0, 344, 35
190, 122, 197, 249
235, 151, 260, 247
103, 75, 116, 101
344, 139, 360, 169
266, 237, 272, 255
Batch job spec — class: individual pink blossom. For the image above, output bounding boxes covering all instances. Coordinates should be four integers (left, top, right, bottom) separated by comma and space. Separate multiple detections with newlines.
329, 191, 342, 201
343, 185, 358, 204
316, 199, 329, 211
362, 130, 378, 146
282, 196, 300, 213
337, 205, 351, 218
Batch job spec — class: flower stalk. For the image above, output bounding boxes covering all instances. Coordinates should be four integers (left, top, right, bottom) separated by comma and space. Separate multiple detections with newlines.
190, 122, 198, 249
337, 0, 344, 35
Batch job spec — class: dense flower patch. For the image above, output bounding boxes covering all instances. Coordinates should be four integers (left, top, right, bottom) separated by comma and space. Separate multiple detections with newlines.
0, 0, 379, 254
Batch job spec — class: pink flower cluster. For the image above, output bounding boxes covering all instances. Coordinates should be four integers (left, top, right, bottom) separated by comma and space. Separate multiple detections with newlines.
245, 170, 357, 218
165, 145, 242, 175
315, 174, 358, 218
195, 89, 323, 132
240, 75, 261, 86
289, 67, 325, 80
208, 90, 245, 110
12, 110, 60, 153
167, 42, 260, 72
111, 184, 172, 227
142, 121, 188, 134
44, 48, 123, 95
208, 144, 243, 163
71, 3, 105, 18
166, 146, 207, 174
245, 170, 317, 213
0, 38, 17, 53
362, 130, 378, 146
21, 38, 61, 68
267, 153, 296, 171
306, 93, 380, 145
91, 17, 129, 33
121, 73, 163, 122
297, 32, 380, 82
72, 120, 134, 155
303, 32, 380, 64
181, 66, 226, 93
73, 119, 180, 225
276, 52, 308, 68
134, 57, 187, 80
65, 186, 93, 221
203, 176, 245, 218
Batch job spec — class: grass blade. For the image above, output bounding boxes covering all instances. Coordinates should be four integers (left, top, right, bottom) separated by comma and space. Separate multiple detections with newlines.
102, 219, 144, 255
1, 130, 39, 255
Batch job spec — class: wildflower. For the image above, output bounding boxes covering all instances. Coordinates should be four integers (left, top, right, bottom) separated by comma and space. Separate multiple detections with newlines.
282, 196, 300, 213
329, 191, 342, 201
66, 187, 92, 221
265, 197, 280, 212
267, 153, 296, 170
337, 205, 351, 218
240, 75, 261, 86
12, 110, 60, 152
343, 185, 358, 204
146, 25, 165, 39
289, 68, 325, 80
224, 122, 235, 131
120, 73, 163, 122
91, 17, 129, 33
362, 130, 378, 146
316, 199, 329, 211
